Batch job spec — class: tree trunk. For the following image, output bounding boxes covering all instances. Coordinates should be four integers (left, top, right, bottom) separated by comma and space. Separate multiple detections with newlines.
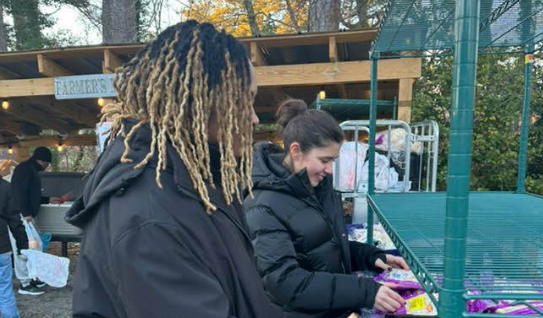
242, 0, 260, 36
285, 0, 302, 33
11, 0, 49, 50
0, 0, 8, 52
308, 0, 340, 32
356, 0, 369, 28
102, 0, 138, 44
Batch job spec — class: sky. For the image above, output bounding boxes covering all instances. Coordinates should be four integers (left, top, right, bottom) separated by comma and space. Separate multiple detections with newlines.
43, 0, 189, 46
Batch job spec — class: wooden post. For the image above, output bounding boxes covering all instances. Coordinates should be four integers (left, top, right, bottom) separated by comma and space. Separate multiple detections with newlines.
37, 54, 74, 77
398, 78, 414, 123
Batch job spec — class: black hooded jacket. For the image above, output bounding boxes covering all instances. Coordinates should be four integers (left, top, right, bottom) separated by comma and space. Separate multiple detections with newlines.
10, 158, 49, 217
65, 121, 284, 318
0, 177, 28, 254
244, 142, 386, 318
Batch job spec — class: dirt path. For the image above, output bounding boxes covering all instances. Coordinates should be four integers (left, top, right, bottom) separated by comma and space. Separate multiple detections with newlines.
13, 242, 79, 318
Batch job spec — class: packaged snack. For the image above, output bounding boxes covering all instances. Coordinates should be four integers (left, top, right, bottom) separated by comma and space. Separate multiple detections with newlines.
495, 301, 543, 315
374, 269, 422, 290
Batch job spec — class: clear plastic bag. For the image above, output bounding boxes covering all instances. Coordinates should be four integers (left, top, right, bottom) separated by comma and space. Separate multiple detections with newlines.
23, 220, 43, 251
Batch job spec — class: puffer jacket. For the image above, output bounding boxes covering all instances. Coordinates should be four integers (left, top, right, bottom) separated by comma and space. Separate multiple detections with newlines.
65, 121, 284, 318
244, 142, 387, 318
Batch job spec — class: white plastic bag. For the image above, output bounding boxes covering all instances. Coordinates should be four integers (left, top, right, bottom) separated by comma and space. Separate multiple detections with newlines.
361, 153, 399, 191
336, 142, 368, 191
375, 128, 422, 154
8, 229, 29, 280
23, 220, 43, 251
21, 249, 70, 288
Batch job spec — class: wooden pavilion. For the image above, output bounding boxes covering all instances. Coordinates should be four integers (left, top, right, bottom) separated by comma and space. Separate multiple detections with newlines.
0, 28, 421, 162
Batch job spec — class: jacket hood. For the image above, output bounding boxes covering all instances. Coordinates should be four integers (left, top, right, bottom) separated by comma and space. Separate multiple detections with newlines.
66, 119, 227, 228
251, 142, 332, 200
65, 120, 152, 228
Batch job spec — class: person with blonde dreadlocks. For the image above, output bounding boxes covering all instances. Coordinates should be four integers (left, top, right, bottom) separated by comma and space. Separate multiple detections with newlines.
65, 21, 284, 318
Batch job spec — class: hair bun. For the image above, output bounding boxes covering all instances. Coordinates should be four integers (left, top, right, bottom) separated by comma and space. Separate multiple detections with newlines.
276, 99, 308, 129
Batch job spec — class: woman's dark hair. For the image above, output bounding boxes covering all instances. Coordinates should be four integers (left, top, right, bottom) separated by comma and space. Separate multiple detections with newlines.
102, 20, 254, 212
276, 98, 343, 152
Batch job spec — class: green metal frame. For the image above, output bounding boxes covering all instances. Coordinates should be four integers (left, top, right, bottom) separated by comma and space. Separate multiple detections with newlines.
313, 96, 397, 120
367, 0, 542, 317
368, 192, 543, 316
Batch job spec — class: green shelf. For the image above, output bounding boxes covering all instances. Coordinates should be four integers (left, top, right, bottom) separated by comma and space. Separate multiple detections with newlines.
312, 98, 397, 121
368, 192, 543, 308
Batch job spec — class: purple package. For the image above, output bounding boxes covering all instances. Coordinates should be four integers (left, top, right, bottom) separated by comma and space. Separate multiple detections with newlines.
495, 301, 543, 315
374, 269, 422, 290
466, 291, 499, 313
376, 135, 385, 145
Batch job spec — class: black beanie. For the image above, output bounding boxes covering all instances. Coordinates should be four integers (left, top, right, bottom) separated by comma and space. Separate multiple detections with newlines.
33, 147, 52, 163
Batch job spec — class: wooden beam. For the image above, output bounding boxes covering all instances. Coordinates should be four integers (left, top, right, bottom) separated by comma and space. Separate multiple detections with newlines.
0, 117, 24, 135
103, 49, 124, 73
18, 134, 97, 148
250, 42, 268, 66
398, 78, 414, 123
0, 29, 377, 64
255, 58, 422, 87
329, 36, 338, 63
251, 42, 287, 105
24, 98, 98, 128
0, 78, 54, 98
0, 66, 22, 80
0, 58, 421, 97
1, 101, 71, 133
329, 37, 349, 98
242, 29, 376, 48
37, 54, 74, 77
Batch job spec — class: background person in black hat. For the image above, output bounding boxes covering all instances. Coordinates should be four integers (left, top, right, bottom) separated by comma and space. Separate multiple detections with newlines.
11, 147, 62, 224
10, 147, 62, 295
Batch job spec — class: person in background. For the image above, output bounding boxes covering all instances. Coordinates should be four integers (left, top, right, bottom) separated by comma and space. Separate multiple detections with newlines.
10, 147, 60, 295
0, 175, 28, 318
11, 147, 62, 223
65, 20, 284, 318
244, 99, 408, 318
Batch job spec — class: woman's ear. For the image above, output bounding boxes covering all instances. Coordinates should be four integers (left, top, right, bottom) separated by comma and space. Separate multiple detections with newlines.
289, 142, 302, 161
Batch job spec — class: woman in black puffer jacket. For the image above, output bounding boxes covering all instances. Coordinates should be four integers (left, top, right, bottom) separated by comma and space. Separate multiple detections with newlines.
244, 99, 408, 318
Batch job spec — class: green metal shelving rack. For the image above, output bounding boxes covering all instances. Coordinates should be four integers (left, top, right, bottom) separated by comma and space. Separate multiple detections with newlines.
312, 97, 398, 121
366, 1, 543, 317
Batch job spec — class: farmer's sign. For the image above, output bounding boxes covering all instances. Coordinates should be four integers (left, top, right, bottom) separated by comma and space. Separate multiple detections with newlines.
54, 74, 117, 100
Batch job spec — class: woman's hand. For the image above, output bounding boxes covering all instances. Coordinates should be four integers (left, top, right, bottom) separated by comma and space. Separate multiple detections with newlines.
373, 284, 405, 312
375, 255, 410, 271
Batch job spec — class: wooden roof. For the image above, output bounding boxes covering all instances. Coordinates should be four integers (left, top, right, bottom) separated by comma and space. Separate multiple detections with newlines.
0, 28, 421, 145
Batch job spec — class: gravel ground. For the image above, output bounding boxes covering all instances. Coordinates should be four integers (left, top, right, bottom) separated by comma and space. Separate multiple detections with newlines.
13, 242, 79, 318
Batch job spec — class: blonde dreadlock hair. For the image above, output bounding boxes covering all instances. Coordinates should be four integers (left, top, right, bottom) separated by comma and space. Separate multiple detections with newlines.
101, 21, 255, 213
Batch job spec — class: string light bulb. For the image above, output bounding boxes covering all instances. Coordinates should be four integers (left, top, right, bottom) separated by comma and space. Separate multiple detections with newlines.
8, 145, 13, 155
97, 98, 105, 107
1, 100, 9, 110
318, 90, 326, 100
57, 141, 64, 152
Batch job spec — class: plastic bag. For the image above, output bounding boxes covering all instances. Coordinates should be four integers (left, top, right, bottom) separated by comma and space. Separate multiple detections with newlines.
374, 269, 422, 290
23, 220, 43, 251
336, 142, 368, 191
40, 233, 52, 252
8, 230, 29, 280
361, 153, 398, 191
21, 249, 70, 288
375, 128, 422, 154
